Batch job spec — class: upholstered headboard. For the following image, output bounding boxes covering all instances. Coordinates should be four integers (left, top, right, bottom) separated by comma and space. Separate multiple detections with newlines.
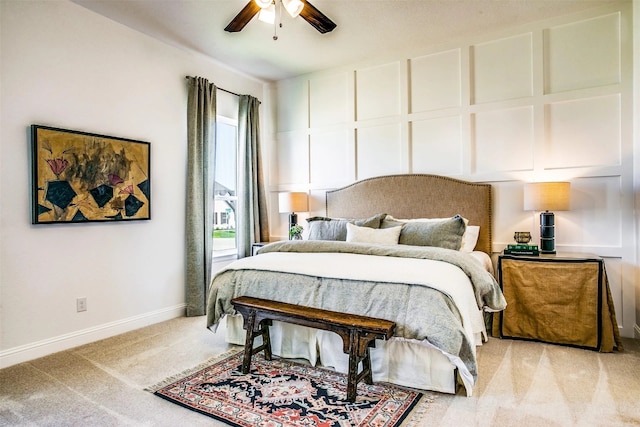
326, 174, 493, 254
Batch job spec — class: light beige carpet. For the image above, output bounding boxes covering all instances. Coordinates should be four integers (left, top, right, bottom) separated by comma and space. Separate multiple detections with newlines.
1, 316, 638, 426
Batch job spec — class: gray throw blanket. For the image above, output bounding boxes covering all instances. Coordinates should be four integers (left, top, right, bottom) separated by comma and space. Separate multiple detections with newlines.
207, 240, 506, 382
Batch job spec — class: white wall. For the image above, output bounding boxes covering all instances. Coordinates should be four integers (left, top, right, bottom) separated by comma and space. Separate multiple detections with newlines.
633, 0, 640, 339
271, 2, 638, 338
0, 0, 266, 368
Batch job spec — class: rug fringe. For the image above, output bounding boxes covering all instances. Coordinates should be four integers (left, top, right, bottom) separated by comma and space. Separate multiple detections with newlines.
401, 393, 435, 427
144, 347, 243, 393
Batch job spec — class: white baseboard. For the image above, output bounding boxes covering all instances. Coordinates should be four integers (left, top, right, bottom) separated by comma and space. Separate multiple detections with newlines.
0, 304, 186, 369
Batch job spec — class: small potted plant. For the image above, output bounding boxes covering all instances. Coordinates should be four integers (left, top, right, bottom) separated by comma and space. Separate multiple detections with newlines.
289, 224, 304, 240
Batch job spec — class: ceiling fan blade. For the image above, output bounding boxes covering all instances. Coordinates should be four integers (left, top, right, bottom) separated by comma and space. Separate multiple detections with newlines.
300, 0, 337, 34
225, 1, 261, 33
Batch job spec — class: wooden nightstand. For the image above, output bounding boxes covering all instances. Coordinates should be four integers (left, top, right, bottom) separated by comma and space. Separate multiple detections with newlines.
493, 252, 621, 352
251, 242, 266, 256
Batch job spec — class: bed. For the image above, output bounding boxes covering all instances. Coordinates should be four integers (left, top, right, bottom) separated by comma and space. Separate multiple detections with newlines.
206, 174, 506, 396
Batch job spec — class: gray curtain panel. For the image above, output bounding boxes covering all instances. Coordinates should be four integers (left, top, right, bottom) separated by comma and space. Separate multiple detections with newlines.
237, 95, 269, 258
185, 76, 216, 317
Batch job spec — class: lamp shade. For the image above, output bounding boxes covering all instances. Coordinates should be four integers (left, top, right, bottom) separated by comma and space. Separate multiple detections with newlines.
278, 192, 308, 213
282, 0, 304, 17
258, 4, 276, 23
523, 182, 570, 211
254, 0, 272, 8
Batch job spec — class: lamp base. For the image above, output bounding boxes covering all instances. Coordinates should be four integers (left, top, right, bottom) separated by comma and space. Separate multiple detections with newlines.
540, 211, 555, 254
288, 212, 297, 240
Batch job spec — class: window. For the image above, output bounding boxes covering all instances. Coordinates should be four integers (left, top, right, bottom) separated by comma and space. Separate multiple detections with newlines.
213, 116, 238, 258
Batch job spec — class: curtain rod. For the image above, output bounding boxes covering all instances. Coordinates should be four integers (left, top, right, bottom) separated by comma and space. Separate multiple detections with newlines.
185, 76, 240, 97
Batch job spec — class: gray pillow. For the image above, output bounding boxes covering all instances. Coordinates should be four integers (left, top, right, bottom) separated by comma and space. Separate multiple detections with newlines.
307, 213, 386, 241
383, 215, 467, 250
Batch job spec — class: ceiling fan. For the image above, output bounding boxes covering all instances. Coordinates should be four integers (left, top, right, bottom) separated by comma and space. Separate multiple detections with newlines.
225, 0, 337, 35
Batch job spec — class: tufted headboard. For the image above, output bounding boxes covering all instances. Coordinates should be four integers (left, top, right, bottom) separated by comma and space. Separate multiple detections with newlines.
325, 174, 493, 254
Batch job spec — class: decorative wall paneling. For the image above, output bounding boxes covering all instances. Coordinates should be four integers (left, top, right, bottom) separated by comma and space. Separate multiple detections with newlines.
356, 123, 403, 180
471, 34, 534, 104
270, 4, 635, 336
411, 116, 464, 175
546, 95, 622, 169
309, 73, 351, 128
410, 49, 462, 113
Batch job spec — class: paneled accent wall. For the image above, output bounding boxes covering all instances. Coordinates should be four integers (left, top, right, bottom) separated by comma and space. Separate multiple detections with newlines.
271, 3, 635, 336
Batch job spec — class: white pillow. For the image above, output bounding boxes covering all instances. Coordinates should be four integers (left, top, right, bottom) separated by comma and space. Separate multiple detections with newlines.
346, 222, 402, 245
460, 225, 480, 253
467, 250, 494, 273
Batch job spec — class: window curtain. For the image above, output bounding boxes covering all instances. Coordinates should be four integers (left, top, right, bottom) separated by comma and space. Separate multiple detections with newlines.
237, 95, 269, 258
185, 76, 216, 317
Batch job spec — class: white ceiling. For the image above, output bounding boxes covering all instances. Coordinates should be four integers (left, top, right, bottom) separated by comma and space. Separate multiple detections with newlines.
72, 0, 619, 82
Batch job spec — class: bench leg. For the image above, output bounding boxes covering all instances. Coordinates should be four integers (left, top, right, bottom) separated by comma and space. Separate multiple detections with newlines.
261, 322, 272, 361
241, 310, 273, 374
346, 329, 359, 402
345, 330, 377, 402
241, 310, 258, 374
361, 349, 373, 385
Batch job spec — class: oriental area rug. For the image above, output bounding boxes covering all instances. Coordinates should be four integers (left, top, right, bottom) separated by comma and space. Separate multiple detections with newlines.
147, 350, 432, 427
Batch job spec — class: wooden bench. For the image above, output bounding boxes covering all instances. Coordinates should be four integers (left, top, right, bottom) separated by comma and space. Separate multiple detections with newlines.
230, 296, 396, 402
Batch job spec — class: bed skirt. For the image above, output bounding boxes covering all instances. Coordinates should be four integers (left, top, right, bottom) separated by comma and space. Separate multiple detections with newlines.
224, 314, 461, 395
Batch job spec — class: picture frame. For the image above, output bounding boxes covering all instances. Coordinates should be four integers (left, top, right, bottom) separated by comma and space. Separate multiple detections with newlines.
31, 125, 151, 224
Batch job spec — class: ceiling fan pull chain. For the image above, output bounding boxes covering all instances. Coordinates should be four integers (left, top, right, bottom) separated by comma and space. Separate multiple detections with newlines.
273, 0, 281, 40
273, 0, 280, 40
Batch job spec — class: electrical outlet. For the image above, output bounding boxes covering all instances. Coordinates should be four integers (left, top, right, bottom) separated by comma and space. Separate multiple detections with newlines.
77, 297, 87, 312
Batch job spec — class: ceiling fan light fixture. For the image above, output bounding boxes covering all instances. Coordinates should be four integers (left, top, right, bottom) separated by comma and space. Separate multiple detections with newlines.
225, 0, 335, 35
282, 0, 304, 18
254, 0, 272, 8
257, 4, 276, 24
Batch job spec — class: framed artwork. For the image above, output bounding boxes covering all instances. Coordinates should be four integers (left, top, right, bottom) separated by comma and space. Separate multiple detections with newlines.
31, 125, 151, 224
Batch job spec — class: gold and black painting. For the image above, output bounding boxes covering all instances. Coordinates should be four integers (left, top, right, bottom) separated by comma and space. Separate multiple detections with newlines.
31, 125, 151, 224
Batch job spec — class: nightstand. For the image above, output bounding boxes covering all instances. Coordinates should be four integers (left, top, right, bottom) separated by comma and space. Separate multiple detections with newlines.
493, 252, 621, 352
251, 242, 267, 256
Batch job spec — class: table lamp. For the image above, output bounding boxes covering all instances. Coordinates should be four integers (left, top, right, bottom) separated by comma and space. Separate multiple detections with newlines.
278, 192, 308, 240
523, 182, 570, 254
